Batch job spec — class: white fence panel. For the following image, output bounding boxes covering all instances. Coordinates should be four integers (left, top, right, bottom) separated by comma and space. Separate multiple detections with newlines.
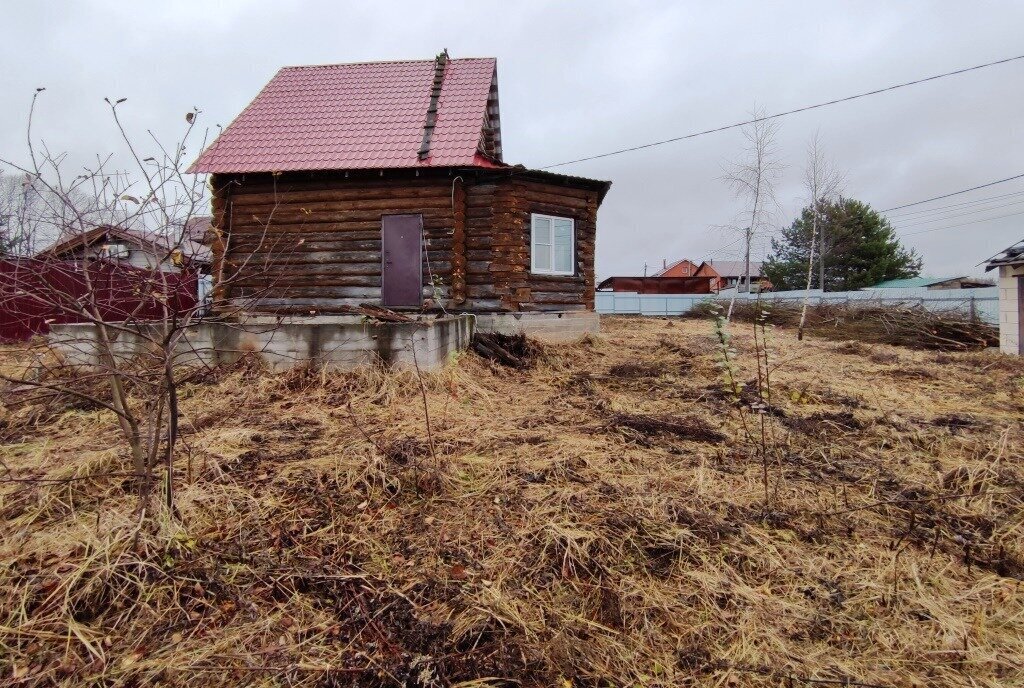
595, 287, 998, 324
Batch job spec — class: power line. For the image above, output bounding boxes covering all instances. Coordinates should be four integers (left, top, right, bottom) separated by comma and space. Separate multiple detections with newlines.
702, 235, 745, 258
879, 172, 1024, 212
884, 188, 1024, 218
894, 198, 1024, 229
899, 209, 1024, 237
701, 181, 1024, 257
541, 53, 1024, 169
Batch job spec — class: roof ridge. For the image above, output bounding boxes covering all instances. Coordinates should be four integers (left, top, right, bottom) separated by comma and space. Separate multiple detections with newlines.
280, 56, 494, 70
653, 258, 693, 276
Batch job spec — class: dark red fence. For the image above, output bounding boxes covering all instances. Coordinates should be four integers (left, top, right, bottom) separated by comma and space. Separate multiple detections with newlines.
0, 259, 198, 342
596, 276, 715, 294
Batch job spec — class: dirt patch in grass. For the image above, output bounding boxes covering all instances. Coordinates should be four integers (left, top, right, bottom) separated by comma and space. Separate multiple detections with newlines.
608, 361, 670, 378
606, 411, 727, 444
785, 410, 863, 435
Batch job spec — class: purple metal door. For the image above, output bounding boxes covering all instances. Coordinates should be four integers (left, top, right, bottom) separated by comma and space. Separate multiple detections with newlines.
381, 214, 423, 307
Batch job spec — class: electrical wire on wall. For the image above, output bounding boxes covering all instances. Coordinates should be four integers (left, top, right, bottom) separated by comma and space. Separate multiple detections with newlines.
421, 229, 448, 315
442, 174, 479, 332
418, 175, 463, 317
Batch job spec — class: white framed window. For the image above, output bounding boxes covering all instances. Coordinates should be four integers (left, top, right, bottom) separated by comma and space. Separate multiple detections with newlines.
100, 243, 129, 259
531, 213, 575, 275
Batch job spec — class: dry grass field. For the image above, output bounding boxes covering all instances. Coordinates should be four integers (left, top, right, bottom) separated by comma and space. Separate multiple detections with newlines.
1, 315, 1023, 687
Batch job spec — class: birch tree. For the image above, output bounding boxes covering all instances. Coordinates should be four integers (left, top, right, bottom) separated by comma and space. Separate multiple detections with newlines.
797, 133, 843, 340
722, 108, 782, 319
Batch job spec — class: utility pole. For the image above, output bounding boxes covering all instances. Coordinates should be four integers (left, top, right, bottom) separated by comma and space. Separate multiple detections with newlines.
818, 211, 826, 292
742, 226, 752, 293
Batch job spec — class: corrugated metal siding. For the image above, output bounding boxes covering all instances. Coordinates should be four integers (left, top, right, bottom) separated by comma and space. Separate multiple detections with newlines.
0, 259, 198, 342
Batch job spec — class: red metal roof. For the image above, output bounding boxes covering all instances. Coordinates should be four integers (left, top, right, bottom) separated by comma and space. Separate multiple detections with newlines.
653, 258, 698, 277
189, 57, 502, 173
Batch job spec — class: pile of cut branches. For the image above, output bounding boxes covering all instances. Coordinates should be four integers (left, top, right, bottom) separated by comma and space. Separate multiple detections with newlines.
692, 300, 998, 350
471, 332, 541, 368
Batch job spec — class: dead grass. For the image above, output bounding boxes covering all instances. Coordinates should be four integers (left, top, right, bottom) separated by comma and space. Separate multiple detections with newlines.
1, 315, 1023, 686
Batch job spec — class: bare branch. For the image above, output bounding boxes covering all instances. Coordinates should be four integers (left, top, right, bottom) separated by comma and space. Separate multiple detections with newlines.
721, 106, 784, 319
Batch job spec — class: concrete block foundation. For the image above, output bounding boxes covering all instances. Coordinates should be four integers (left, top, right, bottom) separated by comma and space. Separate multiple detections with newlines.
472, 310, 599, 342
46, 309, 601, 372
48, 314, 475, 372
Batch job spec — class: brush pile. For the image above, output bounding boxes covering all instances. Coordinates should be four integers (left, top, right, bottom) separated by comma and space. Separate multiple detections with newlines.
692, 300, 999, 350
471, 332, 541, 368
1, 317, 1023, 686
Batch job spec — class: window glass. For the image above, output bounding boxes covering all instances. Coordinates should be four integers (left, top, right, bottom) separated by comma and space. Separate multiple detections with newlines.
531, 214, 573, 275
553, 219, 573, 273
533, 216, 552, 271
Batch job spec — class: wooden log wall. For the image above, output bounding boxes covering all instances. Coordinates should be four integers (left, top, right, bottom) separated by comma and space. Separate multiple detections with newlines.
450, 177, 467, 305
464, 182, 500, 310
209, 171, 601, 314
212, 174, 458, 312
488, 178, 599, 312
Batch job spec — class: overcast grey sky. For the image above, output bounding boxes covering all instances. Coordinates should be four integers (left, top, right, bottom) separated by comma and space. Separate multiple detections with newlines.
2, 1, 1021, 279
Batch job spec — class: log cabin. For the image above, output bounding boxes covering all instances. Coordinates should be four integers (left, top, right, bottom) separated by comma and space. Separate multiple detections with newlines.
189, 52, 611, 330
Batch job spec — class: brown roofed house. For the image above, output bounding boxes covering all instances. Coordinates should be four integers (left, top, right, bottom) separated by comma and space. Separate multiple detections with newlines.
40, 225, 212, 273
189, 52, 611, 328
695, 260, 769, 292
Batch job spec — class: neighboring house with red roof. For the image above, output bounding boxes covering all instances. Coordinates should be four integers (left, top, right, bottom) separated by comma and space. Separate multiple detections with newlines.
653, 258, 699, 278
597, 257, 766, 295
595, 256, 774, 295
694, 259, 769, 292
189, 51, 611, 318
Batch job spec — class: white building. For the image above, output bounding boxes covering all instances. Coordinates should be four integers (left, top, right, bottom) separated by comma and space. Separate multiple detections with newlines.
39, 224, 211, 274
985, 239, 1024, 355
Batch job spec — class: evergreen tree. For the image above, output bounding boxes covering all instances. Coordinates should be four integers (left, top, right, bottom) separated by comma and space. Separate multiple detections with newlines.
764, 197, 921, 291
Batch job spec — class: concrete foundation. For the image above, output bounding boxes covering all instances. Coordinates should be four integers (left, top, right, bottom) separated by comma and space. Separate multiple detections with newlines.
48, 314, 474, 372
472, 310, 599, 342
997, 265, 1024, 355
